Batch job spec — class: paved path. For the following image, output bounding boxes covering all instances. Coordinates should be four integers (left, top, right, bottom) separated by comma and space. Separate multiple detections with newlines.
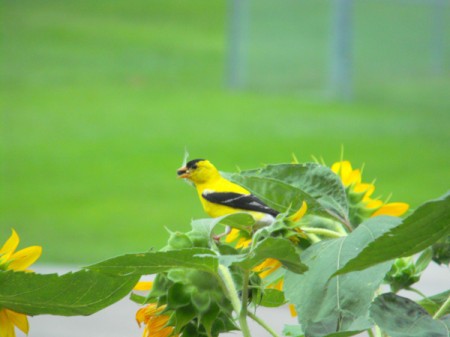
26, 263, 449, 337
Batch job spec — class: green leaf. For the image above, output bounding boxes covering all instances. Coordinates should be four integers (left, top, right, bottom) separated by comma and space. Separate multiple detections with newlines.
418, 290, 450, 316
168, 232, 193, 249
129, 292, 148, 305
284, 216, 399, 337
0, 270, 138, 316
234, 237, 307, 274
240, 163, 349, 221
167, 283, 192, 309
226, 163, 349, 222
87, 248, 218, 275
283, 324, 304, 337
415, 248, 433, 273
174, 305, 197, 334
228, 174, 306, 214
432, 235, 450, 265
258, 288, 285, 307
183, 214, 255, 249
334, 192, 450, 276
370, 293, 449, 337
199, 302, 220, 335
191, 289, 211, 312
283, 325, 362, 337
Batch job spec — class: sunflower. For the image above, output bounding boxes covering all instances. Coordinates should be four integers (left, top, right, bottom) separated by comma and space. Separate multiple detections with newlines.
331, 160, 409, 227
0, 229, 42, 337
136, 303, 177, 337
134, 281, 179, 337
224, 229, 252, 249
253, 258, 283, 290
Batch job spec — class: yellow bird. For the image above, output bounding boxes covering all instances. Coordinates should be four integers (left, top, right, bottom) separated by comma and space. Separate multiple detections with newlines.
177, 159, 279, 226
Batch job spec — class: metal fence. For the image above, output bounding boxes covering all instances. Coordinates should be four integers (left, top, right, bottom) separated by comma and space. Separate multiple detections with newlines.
226, 0, 449, 99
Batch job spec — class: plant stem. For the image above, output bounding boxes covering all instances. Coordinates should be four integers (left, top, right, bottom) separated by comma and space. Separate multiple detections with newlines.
248, 311, 281, 337
333, 221, 348, 235
433, 294, 450, 320
239, 270, 252, 337
367, 328, 375, 337
217, 264, 252, 337
306, 233, 321, 243
301, 227, 345, 238
217, 264, 241, 314
406, 286, 427, 299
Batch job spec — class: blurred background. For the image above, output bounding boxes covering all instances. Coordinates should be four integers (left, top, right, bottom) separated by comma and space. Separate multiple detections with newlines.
1, 0, 449, 264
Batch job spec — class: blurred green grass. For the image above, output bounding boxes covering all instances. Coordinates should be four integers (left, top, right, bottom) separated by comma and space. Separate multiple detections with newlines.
1, 0, 449, 263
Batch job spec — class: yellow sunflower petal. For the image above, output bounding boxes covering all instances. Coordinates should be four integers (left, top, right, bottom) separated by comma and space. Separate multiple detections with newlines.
353, 183, 375, 197
236, 237, 252, 249
136, 307, 147, 326
289, 201, 308, 222
365, 199, 384, 209
148, 314, 170, 331
372, 202, 409, 217
253, 258, 282, 278
0, 310, 15, 337
0, 229, 19, 257
225, 228, 240, 243
346, 169, 362, 185
288, 304, 298, 317
6, 310, 29, 334
331, 161, 353, 186
8, 246, 42, 271
133, 281, 153, 291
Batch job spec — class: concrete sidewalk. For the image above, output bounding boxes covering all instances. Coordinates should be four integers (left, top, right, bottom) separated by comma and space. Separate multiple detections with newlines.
26, 263, 449, 337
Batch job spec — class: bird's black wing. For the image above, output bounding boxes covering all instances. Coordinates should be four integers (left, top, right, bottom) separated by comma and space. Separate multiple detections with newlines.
202, 191, 279, 217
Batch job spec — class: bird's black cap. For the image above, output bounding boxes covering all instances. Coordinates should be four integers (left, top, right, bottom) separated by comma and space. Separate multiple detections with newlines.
186, 159, 205, 169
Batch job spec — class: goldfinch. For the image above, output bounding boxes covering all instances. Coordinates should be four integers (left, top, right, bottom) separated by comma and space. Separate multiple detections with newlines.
177, 159, 279, 226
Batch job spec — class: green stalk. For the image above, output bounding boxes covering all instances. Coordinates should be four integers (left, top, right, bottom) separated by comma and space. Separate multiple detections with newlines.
333, 221, 348, 235
217, 264, 241, 314
406, 286, 427, 299
239, 270, 252, 337
248, 312, 281, 337
301, 227, 345, 238
433, 294, 450, 320
217, 264, 252, 337
306, 233, 321, 243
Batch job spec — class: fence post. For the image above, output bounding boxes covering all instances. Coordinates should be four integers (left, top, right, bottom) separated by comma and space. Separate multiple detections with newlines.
330, 0, 353, 100
431, 0, 445, 75
227, 0, 249, 89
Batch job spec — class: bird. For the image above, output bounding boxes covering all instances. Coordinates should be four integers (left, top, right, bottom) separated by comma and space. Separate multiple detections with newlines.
177, 159, 279, 227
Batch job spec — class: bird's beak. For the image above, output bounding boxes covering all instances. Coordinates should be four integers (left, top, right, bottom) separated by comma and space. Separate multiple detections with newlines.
177, 166, 189, 179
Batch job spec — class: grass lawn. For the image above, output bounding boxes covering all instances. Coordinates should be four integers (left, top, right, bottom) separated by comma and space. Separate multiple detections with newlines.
1, 0, 449, 263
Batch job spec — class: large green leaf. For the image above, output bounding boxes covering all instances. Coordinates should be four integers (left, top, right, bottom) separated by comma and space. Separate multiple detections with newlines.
284, 216, 399, 337
334, 192, 450, 276
418, 290, 450, 316
282, 325, 362, 337
87, 248, 218, 275
226, 174, 306, 214
234, 237, 307, 274
239, 163, 349, 221
370, 293, 449, 337
259, 289, 285, 308
283, 324, 304, 337
0, 270, 138, 316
